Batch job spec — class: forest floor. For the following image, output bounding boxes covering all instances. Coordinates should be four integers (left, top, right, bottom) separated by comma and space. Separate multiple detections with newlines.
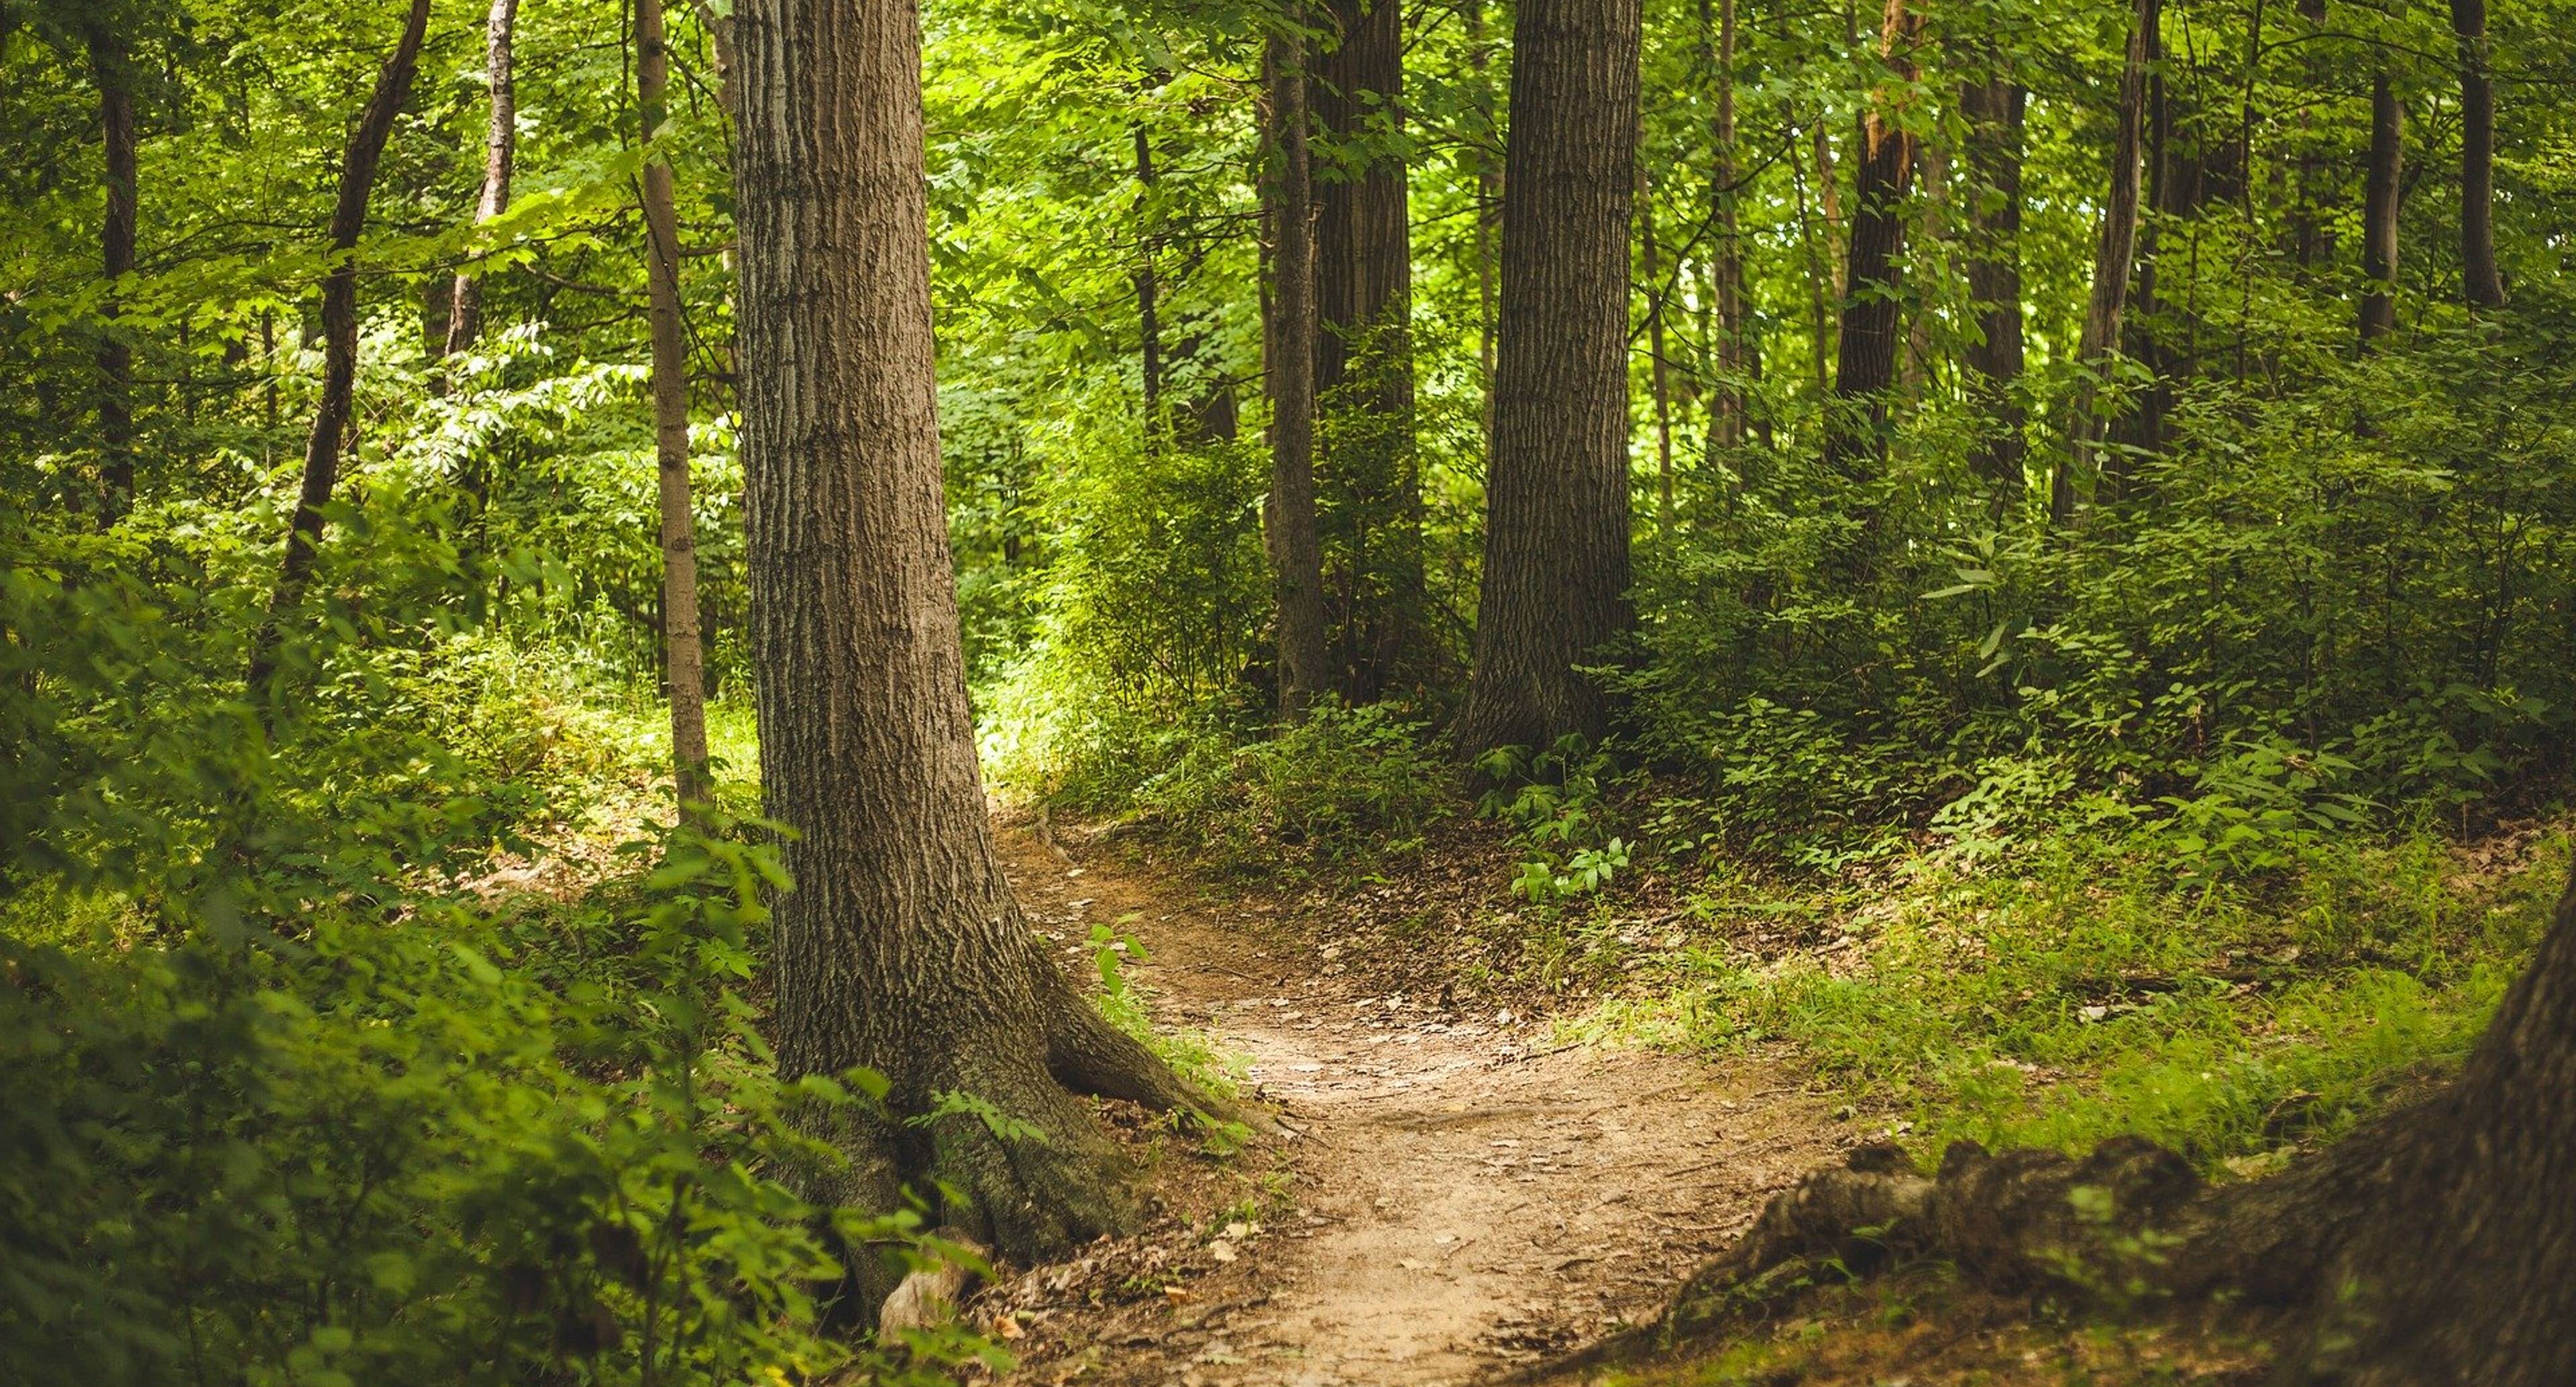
977, 824, 1851, 1386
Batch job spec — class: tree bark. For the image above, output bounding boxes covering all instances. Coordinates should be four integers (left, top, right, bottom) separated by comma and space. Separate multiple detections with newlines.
1700, 0, 1746, 457
1640, 164, 1676, 529
1450, 0, 1641, 761
1958, 72, 2025, 504
1466, 0, 1500, 425
1134, 122, 1163, 436
729, 0, 1203, 1286
1265, 15, 1330, 720
1309, 0, 1419, 703
87, 24, 137, 523
1821, 0, 1919, 484
639, 0, 710, 816
2054, 0, 2153, 526
246, 0, 435, 706
2449, 0, 2502, 309
443, 0, 518, 364
1615, 866, 2576, 1387
2359, 69, 2403, 345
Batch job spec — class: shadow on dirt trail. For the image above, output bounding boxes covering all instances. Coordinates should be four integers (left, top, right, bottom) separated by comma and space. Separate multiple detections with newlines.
989, 827, 1848, 1386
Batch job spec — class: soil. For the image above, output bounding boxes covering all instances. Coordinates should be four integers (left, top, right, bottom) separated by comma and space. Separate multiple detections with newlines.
980, 827, 1849, 1386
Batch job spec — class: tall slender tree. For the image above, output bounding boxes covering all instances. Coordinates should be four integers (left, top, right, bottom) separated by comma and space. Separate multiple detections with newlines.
729, 0, 1204, 1289
1265, 12, 1330, 718
2359, 69, 2404, 344
1959, 60, 2027, 501
2055, 0, 2155, 524
2449, 0, 2502, 309
1311, 0, 1418, 701
85, 22, 137, 522
246, 0, 435, 704
442, 0, 517, 362
1451, 0, 1642, 759
637, 0, 709, 814
1699, 0, 1747, 456
1821, 0, 1920, 484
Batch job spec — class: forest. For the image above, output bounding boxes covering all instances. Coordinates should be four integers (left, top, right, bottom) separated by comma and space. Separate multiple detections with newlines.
7, 0, 2576, 1378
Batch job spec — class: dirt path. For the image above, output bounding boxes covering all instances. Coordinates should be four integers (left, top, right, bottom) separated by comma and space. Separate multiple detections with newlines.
994, 830, 1847, 1386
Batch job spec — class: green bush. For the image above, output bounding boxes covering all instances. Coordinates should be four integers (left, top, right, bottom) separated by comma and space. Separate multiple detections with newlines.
1136, 701, 1448, 873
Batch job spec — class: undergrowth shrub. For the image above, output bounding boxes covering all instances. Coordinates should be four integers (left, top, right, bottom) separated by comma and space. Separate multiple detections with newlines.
1134, 701, 1447, 873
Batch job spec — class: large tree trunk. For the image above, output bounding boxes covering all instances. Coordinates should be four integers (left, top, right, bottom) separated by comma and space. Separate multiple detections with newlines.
1614, 867, 2576, 1387
2449, 0, 2502, 309
87, 24, 137, 523
1959, 72, 2025, 504
1310, 0, 1418, 704
1449, 0, 1641, 761
1821, 0, 1919, 492
1264, 15, 1330, 720
729, 0, 1202, 1288
638, 0, 710, 816
2053, 0, 2153, 526
443, 0, 517, 363
2359, 69, 2404, 346
246, 0, 435, 705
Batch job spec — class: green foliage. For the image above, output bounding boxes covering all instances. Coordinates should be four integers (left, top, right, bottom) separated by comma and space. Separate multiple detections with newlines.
1128, 701, 1450, 873
1477, 736, 1637, 901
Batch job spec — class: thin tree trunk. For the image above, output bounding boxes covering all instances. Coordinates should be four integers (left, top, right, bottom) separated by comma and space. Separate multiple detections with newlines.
2055, 0, 2154, 526
1467, 0, 1499, 423
87, 25, 138, 523
1311, 0, 1417, 702
1821, 0, 1919, 483
246, 0, 435, 705
444, 0, 518, 363
1265, 13, 1330, 719
2449, 0, 2502, 309
1134, 122, 1163, 435
1451, 0, 1642, 760
1791, 125, 1832, 419
1701, 0, 1746, 456
639, 0, 710, 816
2359, 68, 2402, 345
1640, 164, 1676, 529
1960, 70, 2027, 502
729, 0, 1201, 1292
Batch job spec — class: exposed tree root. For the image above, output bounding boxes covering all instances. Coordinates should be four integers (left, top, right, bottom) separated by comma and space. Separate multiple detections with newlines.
1562, 873, 2576, 1387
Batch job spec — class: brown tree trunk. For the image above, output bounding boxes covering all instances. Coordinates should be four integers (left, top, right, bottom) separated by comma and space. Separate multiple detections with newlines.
443, 0, 517, 364
246, 0, 435, 705
87, 25, 137, 524
2449, 0, 2502, 309
639, 0, 710, 817
1309, 0, 1418, 703
2054, 0, 2153, 526
1701, 0, 1746, 457
1265, 15, 1330, 720
1640, 164, 1676, 529
1134, 122, 1163, 435
2359, 69, 2403, 345
1450, 0, 1641, 761
728, 0, 1202, 1286
1821, 0, 1919, 484
1466, 0, 1500, 423
1959, 72, 2026, 504
1623, 867, 2576, 1387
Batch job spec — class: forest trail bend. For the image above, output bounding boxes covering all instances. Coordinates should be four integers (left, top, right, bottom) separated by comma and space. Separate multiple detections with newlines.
996, 829, 1845, 1386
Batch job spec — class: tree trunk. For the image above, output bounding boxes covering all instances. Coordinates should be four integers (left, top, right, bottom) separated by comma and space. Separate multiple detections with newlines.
1450, 0, 1641, 761
2054, 0, 2153, 526
1134, 122, 1163, 437
1640, 164, 1676, 529
1701, 0, 1746, 457
87, 24, 137, 523
443, 0, 518, 364
728, 0, 1203, 1287
1265, 15, 1330, 720
1466, 0, 1500, 427
2359, 69, 2403, 345
1619, 866, 2576, 1387
2449, 0, 2502, 309
246, 0, 435, 706
1309, 0, 1417, 704
1821, 0, 1919, 484
1959, 72, 2026, 504
639, 0, 710, 817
